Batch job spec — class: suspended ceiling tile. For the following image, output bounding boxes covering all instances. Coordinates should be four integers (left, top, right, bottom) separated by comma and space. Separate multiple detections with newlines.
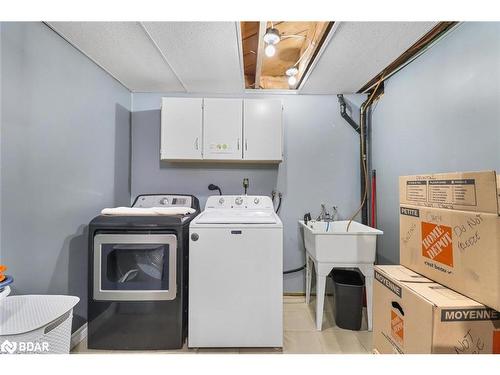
301, 22, 438, 94
48, 22, 186, 92
142, 22, 243, 93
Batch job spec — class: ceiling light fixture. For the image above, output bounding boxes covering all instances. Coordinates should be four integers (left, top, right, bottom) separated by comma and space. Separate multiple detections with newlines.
285, 67, 299, 77
263, 26, 280, 58
286, 66, 299, 87
263, 28, 281, 45
265, 44, 276, 57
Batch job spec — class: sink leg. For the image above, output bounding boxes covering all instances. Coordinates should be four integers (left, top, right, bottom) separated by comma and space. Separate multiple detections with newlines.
358, 265, 374, 331
365, 274, 374, 331
315, 274, 327, 331
305, 255, 312, 305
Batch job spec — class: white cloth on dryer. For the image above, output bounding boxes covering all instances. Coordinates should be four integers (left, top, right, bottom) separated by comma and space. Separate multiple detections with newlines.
101, 207, 195, 216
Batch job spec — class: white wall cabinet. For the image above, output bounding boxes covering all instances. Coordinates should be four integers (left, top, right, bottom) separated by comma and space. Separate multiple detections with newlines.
161, 97, 282, 162
161, 97, 203, 160
243, 99, 283, 162
203, 98, 243, 160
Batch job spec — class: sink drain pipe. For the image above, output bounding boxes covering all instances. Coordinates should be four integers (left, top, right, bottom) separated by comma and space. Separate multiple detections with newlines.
338, 80, 384, 229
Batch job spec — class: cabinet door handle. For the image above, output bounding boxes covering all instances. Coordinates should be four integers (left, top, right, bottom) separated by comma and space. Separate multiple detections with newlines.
194, 137, 199, 150
237, 138, 240, 150
245, 139, 248, 151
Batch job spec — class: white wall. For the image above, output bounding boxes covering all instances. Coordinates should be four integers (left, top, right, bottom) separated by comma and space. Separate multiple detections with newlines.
132, 92, 363, 292
371, 22, 500, 264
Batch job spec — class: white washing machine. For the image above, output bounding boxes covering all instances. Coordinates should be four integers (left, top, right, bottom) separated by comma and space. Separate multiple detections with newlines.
188, 195, 283, 348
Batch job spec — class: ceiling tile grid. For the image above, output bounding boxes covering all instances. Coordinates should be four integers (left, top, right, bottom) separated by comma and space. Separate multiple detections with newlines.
142, 22, 244, 93
48, 21, 439, 95
48, 22, 186, 92
300, 22, 438, 94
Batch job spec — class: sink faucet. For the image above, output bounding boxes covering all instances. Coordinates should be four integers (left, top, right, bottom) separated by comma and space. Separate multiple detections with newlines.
317, 204, 338, 222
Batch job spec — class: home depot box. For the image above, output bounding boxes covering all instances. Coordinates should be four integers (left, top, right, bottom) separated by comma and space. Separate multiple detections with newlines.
399, 170, 499, 214
399, 170, 500, 311
373, 265, 500, 354
400, 204, 500, 311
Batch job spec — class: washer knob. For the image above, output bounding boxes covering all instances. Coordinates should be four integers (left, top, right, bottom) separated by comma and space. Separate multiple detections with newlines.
235, 196, 243, 205
160, 198, 169, 205
219, 197, 225, 205
254, 197, 260, 204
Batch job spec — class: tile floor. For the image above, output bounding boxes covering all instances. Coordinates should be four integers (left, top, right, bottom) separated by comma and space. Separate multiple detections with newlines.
72, 295, 372, 354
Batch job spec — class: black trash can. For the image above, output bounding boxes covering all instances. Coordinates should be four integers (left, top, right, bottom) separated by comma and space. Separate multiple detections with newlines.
330, 269, 365, 330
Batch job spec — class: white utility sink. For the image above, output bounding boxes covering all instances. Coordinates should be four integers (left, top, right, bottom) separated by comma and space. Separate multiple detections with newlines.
299, 220, 383, 332
299, 220, 383, 264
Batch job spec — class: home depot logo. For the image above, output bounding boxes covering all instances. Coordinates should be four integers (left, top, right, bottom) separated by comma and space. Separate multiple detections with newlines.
421, 222, 453, 267
391, 310, 404, 346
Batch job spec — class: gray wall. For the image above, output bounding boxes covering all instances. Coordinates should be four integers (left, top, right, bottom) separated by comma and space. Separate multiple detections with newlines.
132, 93, 363, 292
371, 22, 500, 264
0, 22, 131, 329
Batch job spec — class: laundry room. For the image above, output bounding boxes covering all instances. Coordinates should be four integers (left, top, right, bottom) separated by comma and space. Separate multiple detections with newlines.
0, 1, 499, 372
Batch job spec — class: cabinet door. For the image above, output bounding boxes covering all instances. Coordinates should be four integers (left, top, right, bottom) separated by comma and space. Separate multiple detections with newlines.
203, 98, 243, 160
243, 99, 283, 162
161, 97, 203, 160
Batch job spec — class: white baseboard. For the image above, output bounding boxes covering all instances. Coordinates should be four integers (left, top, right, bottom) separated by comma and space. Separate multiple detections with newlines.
71, 323, 87, 350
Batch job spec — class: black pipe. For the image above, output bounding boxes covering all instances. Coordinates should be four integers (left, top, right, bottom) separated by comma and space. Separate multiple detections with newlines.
337, 95, 360, 134
283, 264, 306, 274
338, 94, 368, 225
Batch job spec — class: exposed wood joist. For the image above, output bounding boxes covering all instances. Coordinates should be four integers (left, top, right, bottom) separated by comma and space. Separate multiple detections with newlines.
254, 22, 267, 89
357, 21, 459, 93
240, 21, 259, 87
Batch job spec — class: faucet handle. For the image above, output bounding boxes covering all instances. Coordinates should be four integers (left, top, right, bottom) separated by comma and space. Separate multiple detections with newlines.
332, 206, 338, 220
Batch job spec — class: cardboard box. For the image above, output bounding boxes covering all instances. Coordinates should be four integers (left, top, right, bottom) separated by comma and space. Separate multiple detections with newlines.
399, 171, 499, 214
400, 170, 500, 311
497, 175, 500, 208
400, 203, 500, 311
373, 265, 500, 354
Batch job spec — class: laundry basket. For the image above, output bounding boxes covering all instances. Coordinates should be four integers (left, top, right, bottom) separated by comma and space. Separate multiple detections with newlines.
0, 295, 79, 354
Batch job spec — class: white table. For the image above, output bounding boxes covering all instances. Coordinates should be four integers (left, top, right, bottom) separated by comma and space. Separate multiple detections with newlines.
305, 252, 374, 331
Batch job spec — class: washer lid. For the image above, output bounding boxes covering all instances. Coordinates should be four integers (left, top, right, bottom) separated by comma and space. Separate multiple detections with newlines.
195, 210, 278, 224
0, 295, 79, 335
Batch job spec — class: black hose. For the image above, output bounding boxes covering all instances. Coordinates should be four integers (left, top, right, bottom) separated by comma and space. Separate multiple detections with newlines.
283, 264, 306, 274
208, 184, 222, 195
276, 194, 282, 213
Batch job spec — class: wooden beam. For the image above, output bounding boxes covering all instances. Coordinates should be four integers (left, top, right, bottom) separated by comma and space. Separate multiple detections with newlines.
240, 22, 259, 88
259, 75, 289, 89
254, 21, 267, 89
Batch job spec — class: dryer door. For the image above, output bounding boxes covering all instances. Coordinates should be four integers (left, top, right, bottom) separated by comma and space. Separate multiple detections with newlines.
93, 234, 177, 301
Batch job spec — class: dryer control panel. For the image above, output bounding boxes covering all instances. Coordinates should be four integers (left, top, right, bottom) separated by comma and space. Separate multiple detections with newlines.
205, 195, 274, 210
133, 194, 193, 208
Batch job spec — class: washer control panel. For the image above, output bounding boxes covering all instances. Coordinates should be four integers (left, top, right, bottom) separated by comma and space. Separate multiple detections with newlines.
133, 194, 193, 208
205, 195, 274, 210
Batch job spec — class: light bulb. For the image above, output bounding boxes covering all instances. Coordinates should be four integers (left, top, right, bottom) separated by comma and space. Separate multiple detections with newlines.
288, 75, 297, 86
265, 44, 276, 57
263, 28, 281, 45
286, 67, 299, 77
